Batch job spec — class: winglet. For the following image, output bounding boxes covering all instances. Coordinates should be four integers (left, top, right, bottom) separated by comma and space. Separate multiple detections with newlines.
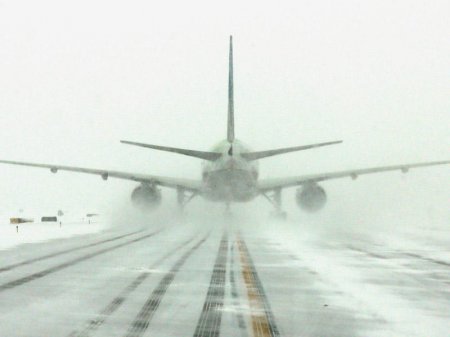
227, 35, 235, 142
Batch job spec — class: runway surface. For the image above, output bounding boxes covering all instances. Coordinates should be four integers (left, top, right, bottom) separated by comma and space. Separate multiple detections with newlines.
0, 217, 448, 337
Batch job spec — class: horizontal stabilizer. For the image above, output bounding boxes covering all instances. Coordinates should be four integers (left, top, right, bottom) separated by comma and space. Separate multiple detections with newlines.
121, 140, 221, 161
241, 140, 343, 161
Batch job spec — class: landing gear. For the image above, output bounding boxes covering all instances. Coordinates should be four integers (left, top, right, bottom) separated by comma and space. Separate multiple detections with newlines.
177, 187, 185, 210
177, 187, 198, 212
224, 202, 233, 217
262, 188, 287, 220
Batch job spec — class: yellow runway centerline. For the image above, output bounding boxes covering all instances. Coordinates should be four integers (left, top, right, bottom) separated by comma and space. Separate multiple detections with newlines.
237, 237, 278, 337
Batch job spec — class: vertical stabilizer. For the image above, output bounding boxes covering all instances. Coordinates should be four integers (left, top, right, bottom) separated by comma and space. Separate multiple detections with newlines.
227, 36, 235, 142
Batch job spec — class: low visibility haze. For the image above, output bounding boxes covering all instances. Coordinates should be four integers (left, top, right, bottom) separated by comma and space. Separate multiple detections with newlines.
0, 0, 449, 224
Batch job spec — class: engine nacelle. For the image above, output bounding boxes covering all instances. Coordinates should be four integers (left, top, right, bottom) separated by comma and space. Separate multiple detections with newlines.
296, 183, 327, 212
131, 184, 162, 210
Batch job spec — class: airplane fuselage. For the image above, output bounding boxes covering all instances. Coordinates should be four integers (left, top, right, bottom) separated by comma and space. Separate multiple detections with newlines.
0, 37, 448, 213
201, 139, 259, 202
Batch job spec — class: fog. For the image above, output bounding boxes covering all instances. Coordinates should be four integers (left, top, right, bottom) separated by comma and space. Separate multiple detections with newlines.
0, 0, 449, 228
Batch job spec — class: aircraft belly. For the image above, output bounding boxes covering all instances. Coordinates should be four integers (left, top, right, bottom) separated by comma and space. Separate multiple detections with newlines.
202, 169, 258, 202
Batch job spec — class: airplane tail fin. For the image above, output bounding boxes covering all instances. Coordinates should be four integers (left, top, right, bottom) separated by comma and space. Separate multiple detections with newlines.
241, 140, 343, 161
120, 140, 221, 161
227, 36, 235, 143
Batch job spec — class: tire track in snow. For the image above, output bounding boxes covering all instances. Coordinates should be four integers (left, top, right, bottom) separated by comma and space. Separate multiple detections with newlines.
0, 229, 145, 274
0, 229, 164, 292
69, 234, 199, 337
124, 233, 210, 337
192, 231, 229, 337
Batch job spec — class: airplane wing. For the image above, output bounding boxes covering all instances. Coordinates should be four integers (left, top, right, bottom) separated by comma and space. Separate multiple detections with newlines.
258, 160, 450, 192
0, 159, 202, 192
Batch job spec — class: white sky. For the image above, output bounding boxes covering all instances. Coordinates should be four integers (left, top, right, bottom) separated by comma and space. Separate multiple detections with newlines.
0, 0, 449, 220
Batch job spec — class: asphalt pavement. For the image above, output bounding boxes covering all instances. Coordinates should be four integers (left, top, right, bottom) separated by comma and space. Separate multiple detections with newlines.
0, 217, 448, 337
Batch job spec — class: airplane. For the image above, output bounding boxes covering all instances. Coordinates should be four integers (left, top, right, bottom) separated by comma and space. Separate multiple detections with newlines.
1, 36, 449, 218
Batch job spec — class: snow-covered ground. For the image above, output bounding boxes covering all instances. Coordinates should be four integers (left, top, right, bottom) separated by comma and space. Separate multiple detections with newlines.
241, 217, 450, 337
0, 212, 106, 250
0, 210, 448, 337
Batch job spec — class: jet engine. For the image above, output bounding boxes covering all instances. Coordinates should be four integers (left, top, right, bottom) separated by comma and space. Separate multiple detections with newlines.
296, 183, 327, 212
131, 183, 162, 210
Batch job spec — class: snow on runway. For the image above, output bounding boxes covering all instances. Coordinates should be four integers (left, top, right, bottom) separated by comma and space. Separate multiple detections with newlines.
0, 217, 448, 337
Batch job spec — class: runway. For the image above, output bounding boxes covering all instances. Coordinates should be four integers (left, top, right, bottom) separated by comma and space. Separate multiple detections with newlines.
0, 218, 448, 337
